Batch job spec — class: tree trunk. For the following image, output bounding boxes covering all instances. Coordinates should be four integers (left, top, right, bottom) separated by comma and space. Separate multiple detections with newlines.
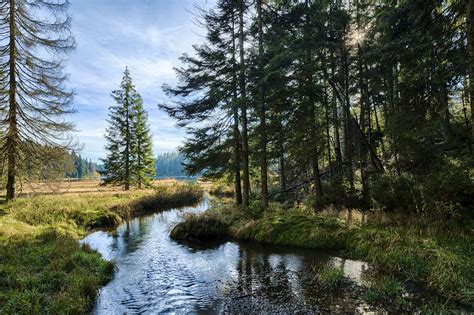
239, 0, 250, 207
324, 88, 332, 175
137, 145, 142, 189
468, 0, 474, 139
305, 1, 323, 202
342, 47, 355, 192
358, 49, 369, 204
232, 14, 243, 205
257, 0, 268, 207
125, 89, 131, 191
6, 0, 18, 201
278, 135, 286, 192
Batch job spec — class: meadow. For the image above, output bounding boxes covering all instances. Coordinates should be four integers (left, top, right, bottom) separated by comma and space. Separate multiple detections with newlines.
0, 180, 203, 313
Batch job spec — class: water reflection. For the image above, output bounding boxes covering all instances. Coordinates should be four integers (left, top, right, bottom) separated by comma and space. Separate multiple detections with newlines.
81, 199, 373, 314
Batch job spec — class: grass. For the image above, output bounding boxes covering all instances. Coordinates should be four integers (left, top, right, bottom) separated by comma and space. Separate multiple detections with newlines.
170, 213, 229, 240
171, 201, 474, 305
362, 276, 404, 302
0, 181, 204, 313
317, 265, 344, 289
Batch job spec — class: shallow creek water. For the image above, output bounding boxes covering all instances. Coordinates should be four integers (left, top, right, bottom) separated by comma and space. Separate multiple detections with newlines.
80, 199, 461, 314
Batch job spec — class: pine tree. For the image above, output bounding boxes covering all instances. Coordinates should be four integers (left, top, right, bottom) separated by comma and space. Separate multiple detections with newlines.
162, 0, 245, 202
0, 0, 75, 200
103, 68, 138, 190
131, 95, 155, 188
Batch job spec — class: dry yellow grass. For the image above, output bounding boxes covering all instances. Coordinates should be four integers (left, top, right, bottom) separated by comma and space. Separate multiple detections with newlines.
0, 179, 184, 198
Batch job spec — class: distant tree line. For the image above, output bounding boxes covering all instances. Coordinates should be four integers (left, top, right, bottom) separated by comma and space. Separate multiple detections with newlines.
155, 152, 188, 178
66, 151, 98, 179
162, 0, 474, 216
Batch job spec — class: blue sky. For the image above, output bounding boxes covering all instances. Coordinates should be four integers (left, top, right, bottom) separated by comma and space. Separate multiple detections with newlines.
68, 0, 216, 162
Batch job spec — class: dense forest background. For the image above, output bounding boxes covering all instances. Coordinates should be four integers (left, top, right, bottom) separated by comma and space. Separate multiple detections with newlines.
155, 152, 188, 178
163, 0, 474, 217
64, 151, 187, 180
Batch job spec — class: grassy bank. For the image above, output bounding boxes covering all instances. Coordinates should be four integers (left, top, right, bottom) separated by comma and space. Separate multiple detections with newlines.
0, 182, 203, 313
171, 202, 474, 305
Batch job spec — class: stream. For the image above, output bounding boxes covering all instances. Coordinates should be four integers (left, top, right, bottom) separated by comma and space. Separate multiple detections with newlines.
80, 198, 457, 314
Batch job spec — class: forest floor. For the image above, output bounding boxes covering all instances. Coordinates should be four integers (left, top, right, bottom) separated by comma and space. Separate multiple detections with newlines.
171, 198, 474, 310
0, 180, 203, 313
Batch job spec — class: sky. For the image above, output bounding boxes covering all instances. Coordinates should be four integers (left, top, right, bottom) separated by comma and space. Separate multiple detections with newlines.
67, 0, 216, 162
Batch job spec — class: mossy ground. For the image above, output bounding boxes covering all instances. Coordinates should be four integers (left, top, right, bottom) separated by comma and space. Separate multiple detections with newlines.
171, 201, 474, 305
0, 182, 203, 313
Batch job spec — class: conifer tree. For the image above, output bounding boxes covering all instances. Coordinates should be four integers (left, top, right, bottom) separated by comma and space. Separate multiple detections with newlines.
132, 95, 155, 188
103, 68, 138, 190
0, 0, 75, 200
163, 0, 473, 215
162, 0, 244, 203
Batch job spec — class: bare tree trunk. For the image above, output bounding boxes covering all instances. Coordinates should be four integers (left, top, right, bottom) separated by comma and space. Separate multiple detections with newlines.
333, 88, 343, 174
468, 0, 474, 139
125, 89, 131, 191
305, 0, 323, 203
278, 135, 286, 192
257, 0, 268, 207
6, 0, 18, 201
342, 48, 355, 192
239, 0, 250, 207
232, 14, 242, 205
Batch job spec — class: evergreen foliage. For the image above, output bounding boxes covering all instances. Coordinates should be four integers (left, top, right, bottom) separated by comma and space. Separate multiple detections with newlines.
67, 151, 97, 179
163, 0, 473, 215
103, 68, 155, 189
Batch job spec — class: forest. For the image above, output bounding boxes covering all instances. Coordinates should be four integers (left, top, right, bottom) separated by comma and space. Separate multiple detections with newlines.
0, 0, 473, 313
164, 0, 473, 215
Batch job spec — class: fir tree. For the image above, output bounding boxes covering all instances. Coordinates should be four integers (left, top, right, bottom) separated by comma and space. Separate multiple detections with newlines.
131, 95, 155, 188
103, 68, 154, 189
103, 68, 138, 190
162, 0, 245, 203
0, 0, 75, 200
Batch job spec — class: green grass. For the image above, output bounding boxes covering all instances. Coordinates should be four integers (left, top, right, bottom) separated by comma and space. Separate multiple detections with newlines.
317, 265, 344, 289
0, 183, 203, 313
172, 202, 474, 304
170, 213, 229, 240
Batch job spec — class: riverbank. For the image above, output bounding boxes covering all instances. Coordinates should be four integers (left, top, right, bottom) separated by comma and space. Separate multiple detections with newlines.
0, 182, 203, 313
170, 202, 474, 308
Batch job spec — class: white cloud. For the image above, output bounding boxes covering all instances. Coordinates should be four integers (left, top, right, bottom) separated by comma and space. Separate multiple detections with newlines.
67, 0, 215, 161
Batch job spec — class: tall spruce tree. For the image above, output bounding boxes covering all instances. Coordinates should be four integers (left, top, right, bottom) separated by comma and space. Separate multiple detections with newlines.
162, 0, 244, 203
0, 0, 75, 200
104, 68, 154, 190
